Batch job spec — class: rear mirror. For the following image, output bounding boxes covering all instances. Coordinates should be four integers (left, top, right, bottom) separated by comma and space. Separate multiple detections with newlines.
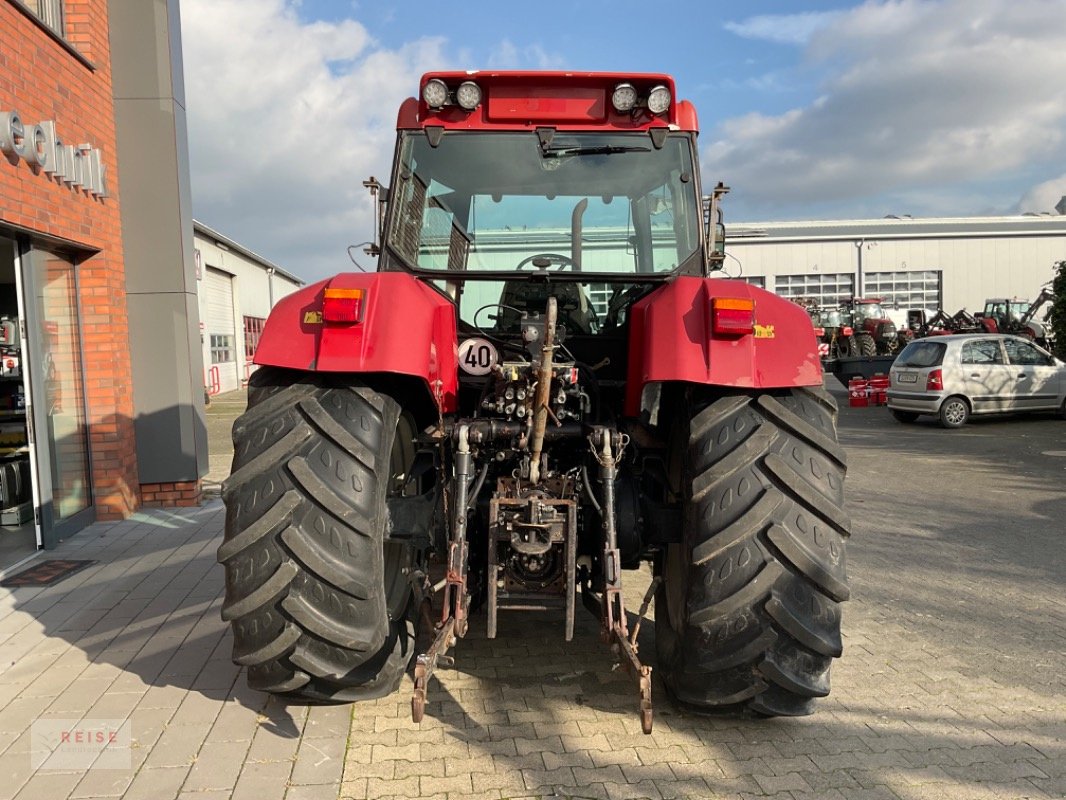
712, 222, 725, 257
704, 182, 729, 270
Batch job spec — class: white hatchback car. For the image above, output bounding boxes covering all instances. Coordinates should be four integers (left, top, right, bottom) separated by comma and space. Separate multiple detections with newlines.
887, 334, 1066, 428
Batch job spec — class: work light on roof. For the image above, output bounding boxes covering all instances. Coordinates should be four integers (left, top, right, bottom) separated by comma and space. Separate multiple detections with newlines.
647, 85, 672, 115
611, 83, 638, 113
456, 81, 482, 111
422, 78, 449, 109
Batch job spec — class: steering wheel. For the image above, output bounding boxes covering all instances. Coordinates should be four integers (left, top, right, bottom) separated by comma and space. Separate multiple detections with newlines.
516, 253, 574, 271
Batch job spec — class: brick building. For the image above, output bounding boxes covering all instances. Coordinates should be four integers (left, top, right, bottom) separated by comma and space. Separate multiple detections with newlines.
1, 0, 206, 567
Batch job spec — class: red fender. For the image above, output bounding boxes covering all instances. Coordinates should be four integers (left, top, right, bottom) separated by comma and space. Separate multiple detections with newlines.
253, 272, 458, 412
624, 277, 822, 416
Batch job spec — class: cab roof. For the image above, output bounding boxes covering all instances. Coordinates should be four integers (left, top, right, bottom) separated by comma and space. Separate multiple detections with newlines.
396, 70, 699, 133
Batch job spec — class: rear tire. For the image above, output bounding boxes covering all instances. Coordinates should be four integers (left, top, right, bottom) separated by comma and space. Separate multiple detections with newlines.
836, 336, 859, 359
857, 333, 876, 356
890, 409, 919, 423
219, 367, 418, 703
938, 395, 969, 428
656, 387, 850, 716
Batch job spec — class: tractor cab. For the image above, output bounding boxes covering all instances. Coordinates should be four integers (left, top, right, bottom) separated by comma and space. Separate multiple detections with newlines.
849, 298, 888, 325
981, 298, 1029, 332
379, 90, 707, 347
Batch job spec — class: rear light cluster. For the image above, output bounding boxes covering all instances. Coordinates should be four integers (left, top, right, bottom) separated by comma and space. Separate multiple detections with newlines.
926, 369, 943, 391
322, 287, 365, 323
711, 297, 755, 336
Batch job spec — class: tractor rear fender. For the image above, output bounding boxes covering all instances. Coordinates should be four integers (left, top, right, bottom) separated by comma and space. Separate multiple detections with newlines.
624, 276, 822, 417
253, 272, 459, 413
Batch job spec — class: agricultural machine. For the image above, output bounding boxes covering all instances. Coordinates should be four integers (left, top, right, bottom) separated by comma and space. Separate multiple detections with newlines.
219, 72, 850, 730
797, 300, 859, 363
841, 298, 903, 355
977, 290, 1054, 347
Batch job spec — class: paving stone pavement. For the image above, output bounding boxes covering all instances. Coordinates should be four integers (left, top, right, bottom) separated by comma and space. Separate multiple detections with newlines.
0, 402, 1063, 799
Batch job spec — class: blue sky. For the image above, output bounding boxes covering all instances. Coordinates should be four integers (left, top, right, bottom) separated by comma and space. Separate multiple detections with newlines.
180, 0, 1066, 281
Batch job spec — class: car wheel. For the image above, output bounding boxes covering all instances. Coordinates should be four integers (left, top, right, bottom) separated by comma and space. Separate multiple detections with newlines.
890, 409, 919, 423
938, 396, 969, 428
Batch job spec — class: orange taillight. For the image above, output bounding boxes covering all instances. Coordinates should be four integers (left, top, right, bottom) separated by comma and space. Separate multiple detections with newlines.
322, 287, 365, 323
711, 297, 755, 336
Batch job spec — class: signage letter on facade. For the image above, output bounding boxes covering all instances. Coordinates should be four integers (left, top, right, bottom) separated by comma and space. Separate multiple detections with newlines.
0, 111, 27, 158
2, 112, 106, 197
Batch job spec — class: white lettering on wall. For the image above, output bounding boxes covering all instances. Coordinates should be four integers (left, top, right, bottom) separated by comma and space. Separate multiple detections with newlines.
1, 109, 108, 198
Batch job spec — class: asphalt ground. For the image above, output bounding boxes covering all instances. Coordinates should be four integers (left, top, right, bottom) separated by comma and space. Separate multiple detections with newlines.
0, 378, 1059, 799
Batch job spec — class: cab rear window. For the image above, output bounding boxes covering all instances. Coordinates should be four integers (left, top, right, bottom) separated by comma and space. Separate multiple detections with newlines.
896, 340, 946, 368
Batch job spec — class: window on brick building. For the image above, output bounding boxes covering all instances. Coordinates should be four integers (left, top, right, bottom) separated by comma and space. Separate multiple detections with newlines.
243, 316, 266, 360
210, 334, 235, 364
22, 0, 65, 35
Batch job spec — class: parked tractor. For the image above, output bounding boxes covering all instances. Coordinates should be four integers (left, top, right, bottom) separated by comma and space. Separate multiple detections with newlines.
794, 299, 859, 364
978, 290, 1054, 348
841, 298, 901, 355
218, 72, 850, 731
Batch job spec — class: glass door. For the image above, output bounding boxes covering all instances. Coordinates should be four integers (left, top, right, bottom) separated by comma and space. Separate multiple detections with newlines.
20, 244, 94, 547
0, 236, 40, 567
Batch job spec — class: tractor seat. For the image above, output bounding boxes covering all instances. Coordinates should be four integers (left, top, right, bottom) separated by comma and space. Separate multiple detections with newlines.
496, 280, 597, 336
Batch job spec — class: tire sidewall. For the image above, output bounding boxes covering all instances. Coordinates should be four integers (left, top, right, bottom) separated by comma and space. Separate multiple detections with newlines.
939, 395, 969, 428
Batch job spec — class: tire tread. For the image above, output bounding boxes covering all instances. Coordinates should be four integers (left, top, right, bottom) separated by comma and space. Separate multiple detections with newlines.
219, 371, 415, 703
657, 388, 850, 717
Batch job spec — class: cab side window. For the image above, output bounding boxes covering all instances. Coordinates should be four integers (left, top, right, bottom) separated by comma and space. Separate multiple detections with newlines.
1003, 339, 1051, 366
960, 340, 1004, 365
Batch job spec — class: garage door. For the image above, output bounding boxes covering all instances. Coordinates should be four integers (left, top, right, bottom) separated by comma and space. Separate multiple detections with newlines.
774, 272, 855, 307
865, 270, 942, 310
205, 267, 239, 394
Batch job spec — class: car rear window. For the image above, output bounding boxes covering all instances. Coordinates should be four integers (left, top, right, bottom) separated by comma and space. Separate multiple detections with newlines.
896, 340, 946, 367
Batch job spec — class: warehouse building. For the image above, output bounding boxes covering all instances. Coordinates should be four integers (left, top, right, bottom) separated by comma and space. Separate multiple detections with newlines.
194, 222, 303, 397
721, 211, 1066, 315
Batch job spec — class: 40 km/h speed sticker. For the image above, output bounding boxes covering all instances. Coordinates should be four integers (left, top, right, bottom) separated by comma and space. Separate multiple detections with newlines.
458, 337, 498, 376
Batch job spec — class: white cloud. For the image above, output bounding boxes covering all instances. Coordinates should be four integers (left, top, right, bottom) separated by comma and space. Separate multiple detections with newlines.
181, 0, 452, 282
706, 0, 1066, 221
1017, 174, 1066, 215
487, 39, 566, 69
724, 11, 841, 45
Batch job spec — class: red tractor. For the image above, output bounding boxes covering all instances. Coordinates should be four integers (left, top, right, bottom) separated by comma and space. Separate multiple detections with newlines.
219, 72, 850, 731
841, 298, 901, 355
978, 290, 1054, 348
